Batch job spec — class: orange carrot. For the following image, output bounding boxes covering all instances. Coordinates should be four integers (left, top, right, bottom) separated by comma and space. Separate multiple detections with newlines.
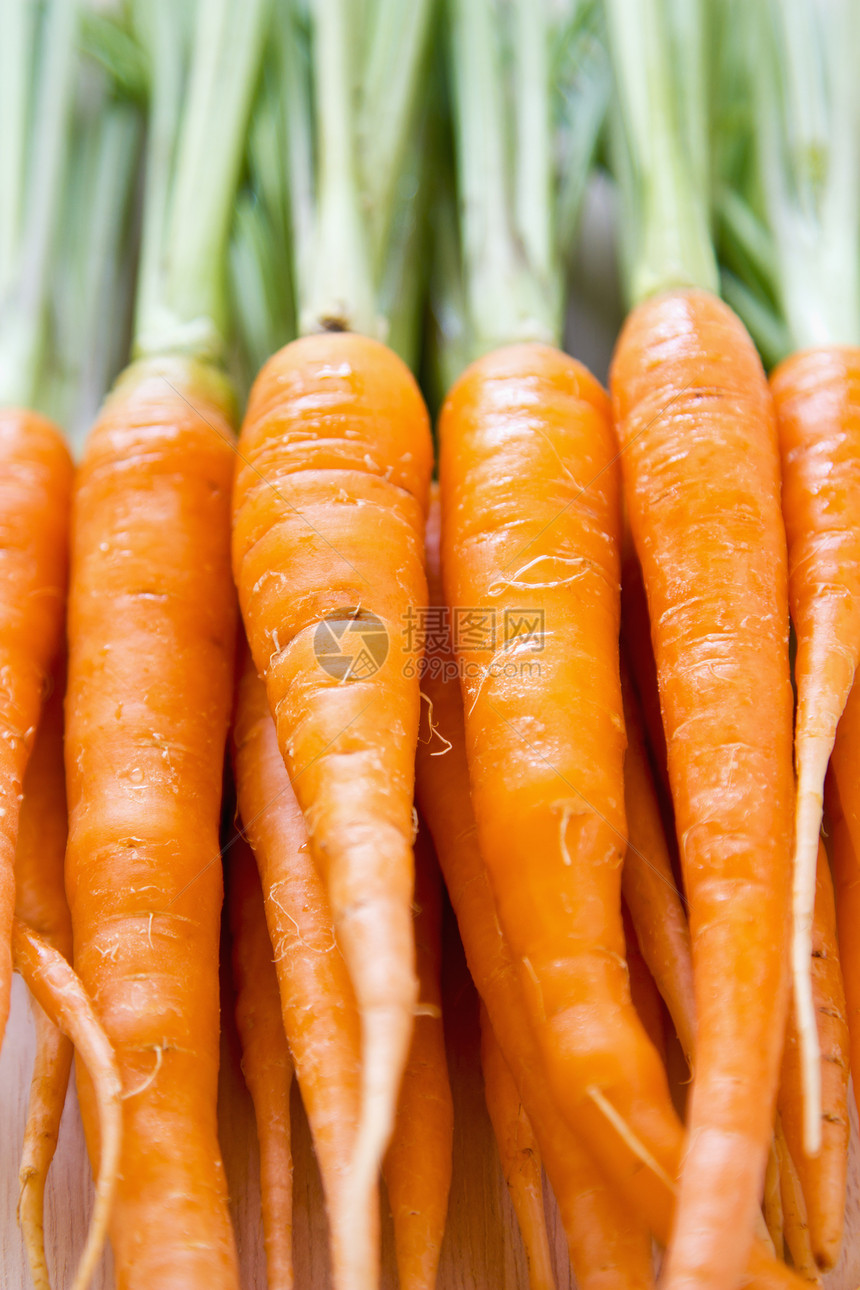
770, 349, 860, 1154
620, 671, 695, 1065
621, 540, 672, 813
611, 287, 795, 1289
622, 906, 666, 1066
232, 332, 433, 1230
13, 918, 122, 1290
762, 1141, 784, 1263
479, 1003, 556, 1290
383, 829, 453, 1290
0, 411, 72, 1048
13, 664, 73, 1289
777, 841, 849, 1270
228, 836, 293, 1290
417, 485, 654, 1290
232, 649, 369, 1289
774, 1123, 819, 1285
65, 359, 239, 1290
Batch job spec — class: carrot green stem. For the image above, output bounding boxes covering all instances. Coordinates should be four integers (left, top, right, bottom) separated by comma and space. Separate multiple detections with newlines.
450, 0, 558, 358
0, 0, 79, 409
554, 4, 611, 268
133, 0, 270, 364
756, 0, 860, 348
302, 0, 378, 337
280, 4, 314, 329
0, 0, 35, 303
514, 0, 553, 287
358, 0, 435, 277
604, 0, 718, 305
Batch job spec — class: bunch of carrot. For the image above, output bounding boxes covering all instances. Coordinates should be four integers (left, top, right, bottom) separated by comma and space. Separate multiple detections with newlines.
4, 0, 860, 1288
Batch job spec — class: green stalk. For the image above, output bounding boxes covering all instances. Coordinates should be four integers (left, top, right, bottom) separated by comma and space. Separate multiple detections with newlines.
358, 0, 435, 275
279, 3, 315, 331
133, 0, 270, 363
450, 0, 556, 357
514, 0, 553, 285
302, 0, 377, 336
0, 0, 35, 302
0, 0, 79, 408
604, 0, 718, 305
756, 0, 860, 348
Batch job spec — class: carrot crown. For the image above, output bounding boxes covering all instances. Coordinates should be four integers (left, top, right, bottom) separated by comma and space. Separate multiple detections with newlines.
604, 0, 719, 306
132, 0, 270, 366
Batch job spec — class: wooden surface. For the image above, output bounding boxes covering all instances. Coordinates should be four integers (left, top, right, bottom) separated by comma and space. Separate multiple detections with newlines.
3, 908, 860, 1290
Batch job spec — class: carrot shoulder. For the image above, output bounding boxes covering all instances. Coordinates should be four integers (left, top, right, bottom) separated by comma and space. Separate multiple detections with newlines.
65, 358, 239, 1290
0, 410, 72, 1047
14, 665, 74, 1290
228, 837, 294, 1290
232, 331, 433, 1225
610, 287, 795, 1290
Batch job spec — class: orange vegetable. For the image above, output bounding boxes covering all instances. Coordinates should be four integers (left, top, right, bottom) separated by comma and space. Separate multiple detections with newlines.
620, 670, 695, 1064
65, 359, 239, 1290
383, 830, 453, 1290
13, 665, 73, 1289
233, 333, 433, 1229
611, 287, 795, 1290
479, 1004, 556, 1290
774, 1123, 819, 1284
0, 410, 71, 1048
418, 484, 655, 1290
13, 918, 122, 1290
622, 906, 666, 1065
777, 841, 849, 1271
229, 836, 294, 1290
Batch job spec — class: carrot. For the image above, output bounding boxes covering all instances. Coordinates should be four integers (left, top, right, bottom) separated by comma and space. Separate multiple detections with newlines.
762, 1142, 784, 1264
228, 836, 294, 1290
620, 670, 696, 1064
479, 1003, 556, 1290
774, 1123, 819, 1284
417, 487, 655, 1290
13, 664, 73, 1289
13, 918, 122, 1290
65, 357, 240, 1290
383, 830, 453, 1290
232, 331, 433, 1230
620, 541, 672, 813
0, 411, 72, 1048
622, 906, 666, 1066
771, 348, 860, 1153
776, 841, 849, 1270
232, 649, 369, 1289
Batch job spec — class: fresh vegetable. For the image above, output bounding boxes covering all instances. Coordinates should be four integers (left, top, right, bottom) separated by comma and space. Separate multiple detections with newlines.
231, 0, 435, 1246
605, 0, 795, 1283
14, 666, 72, 1290
64, 2, 267, 1284
479, 1004, 556, 1290
12, 919, 122, 1290
229, 837, 294, 1290
417, 489, 656, 1290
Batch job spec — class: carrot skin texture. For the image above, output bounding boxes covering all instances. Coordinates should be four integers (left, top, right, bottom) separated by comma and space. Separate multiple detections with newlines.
774, 1122, 819, 1285
771, 348, 860, 1153
620, 672, 695, 1064
439, 344, 687, 1237
13, 919, 122, 1290
0, 410, 72, 1047
233, 332, 433, 1208
777, 841, 849, 1270
417, 485, 655, 1290
229, 837, 294, 1290
14, 666, 74, 1289
828, 676, 860, 1135
65, 357, 239, 1290
479, 1004, 556, 1290
611, 288, 795, 1290
232, 652, 374, 1290
383, 831, 453, 1290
